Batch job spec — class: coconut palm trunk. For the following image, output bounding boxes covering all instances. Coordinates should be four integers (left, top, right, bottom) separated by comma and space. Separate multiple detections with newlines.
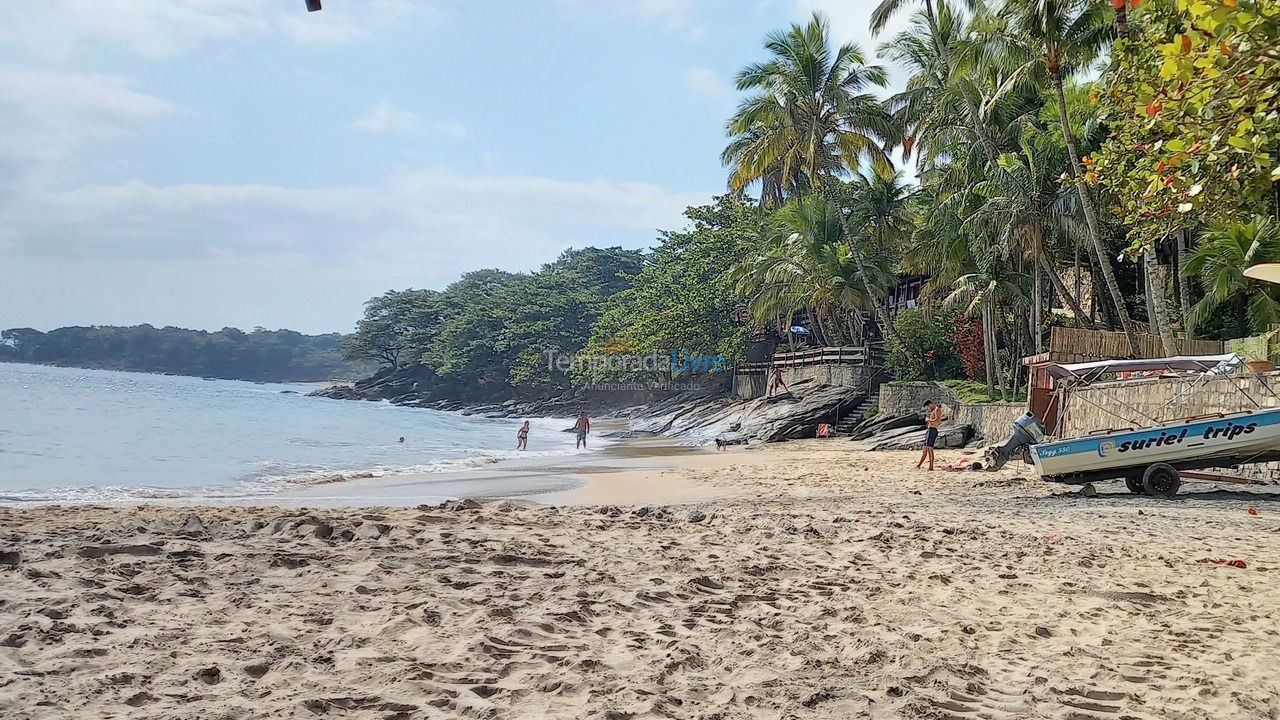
983, 298, 997, 396
1112, 0, 1129, 41
1032, 263, 1042, 353
1037, 249, 1095, 328
1145, 244, 1179, 356
1177, 230, 1195, 338
1050, 71, 1142, 356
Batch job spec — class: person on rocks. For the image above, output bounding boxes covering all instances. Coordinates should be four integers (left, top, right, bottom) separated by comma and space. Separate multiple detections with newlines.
915, 400, 943, 471
766, 367, 788, 398
516, 421, 530, 450
573, 411, 590, 449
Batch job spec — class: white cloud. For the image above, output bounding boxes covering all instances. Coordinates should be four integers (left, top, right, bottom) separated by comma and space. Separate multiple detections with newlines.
0, 0, 273, 61
0, 170, 711, 330
0, 169, 706, 263
683, 67, 730, 101
0, 70, 175, 191
0, 0, 436, 61
351, 102, 468, 138
352, 101, 422, 134
277, 10, 370, 47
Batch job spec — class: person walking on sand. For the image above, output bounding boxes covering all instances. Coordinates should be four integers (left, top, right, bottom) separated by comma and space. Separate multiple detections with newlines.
915, 400, 943, 471
516, 421, 530, 450
573, 411, 590, 449
766, 367, 788, 398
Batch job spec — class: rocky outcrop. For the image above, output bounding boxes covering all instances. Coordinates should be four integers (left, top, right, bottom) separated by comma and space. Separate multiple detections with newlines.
630, 378, 867, 444
862, 423, 974, 450
309, 367, 866, 444
847, 412, 923, 441
845, 408, 976, 450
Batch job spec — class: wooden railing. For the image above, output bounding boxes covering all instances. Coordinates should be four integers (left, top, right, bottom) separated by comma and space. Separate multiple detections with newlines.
1047, 326, 1224, 359
736, 346, 868, 374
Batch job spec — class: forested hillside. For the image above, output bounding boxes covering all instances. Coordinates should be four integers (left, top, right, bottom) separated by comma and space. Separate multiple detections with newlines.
341, 0, 1278, 405
0, 325, 371, 382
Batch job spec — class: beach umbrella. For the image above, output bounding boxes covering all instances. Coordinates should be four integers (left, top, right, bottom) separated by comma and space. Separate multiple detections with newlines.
1244, 264, 1280, 285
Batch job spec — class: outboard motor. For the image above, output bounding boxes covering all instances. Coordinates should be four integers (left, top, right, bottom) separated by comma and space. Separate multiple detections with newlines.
983, 412, 1046, 470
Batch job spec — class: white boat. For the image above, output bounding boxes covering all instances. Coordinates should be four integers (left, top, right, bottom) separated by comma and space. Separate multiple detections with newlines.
1031, 408, 1280, 477
1021, 354, 1280, 496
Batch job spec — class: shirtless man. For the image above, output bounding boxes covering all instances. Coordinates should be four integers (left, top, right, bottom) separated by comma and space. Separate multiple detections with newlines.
573, 411, 590, 449
766, 367, 788, 398
915, 400, 943, 471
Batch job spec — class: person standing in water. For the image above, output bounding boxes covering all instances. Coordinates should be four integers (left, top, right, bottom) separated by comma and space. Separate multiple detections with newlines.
573, 411, 590, 449
516, 421, 530, 450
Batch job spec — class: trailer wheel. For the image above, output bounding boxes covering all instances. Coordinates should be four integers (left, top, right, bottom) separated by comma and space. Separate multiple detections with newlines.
1142, 463, 1181, 498
1124, 476, 1143, 494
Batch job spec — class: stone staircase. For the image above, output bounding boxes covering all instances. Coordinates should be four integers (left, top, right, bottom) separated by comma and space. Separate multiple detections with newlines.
831, 345, 891, 435
833, 396, 878, 435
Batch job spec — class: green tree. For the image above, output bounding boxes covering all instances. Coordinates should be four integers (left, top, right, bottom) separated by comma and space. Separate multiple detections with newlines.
733, 193, 895, 345
945, 250, 1031, 395
588, 194, 763, 381
1182, 216, 1280, 335
722, 12, 904, 348
1002, 0, 1143, 355
884, 307, 966, 380
1094, 0, 1279, 242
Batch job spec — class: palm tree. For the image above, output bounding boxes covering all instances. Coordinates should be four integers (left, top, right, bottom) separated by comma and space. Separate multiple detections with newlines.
1183, 216, 1280, 335
880, 2, 1006, 167
945, 251, 1031, 395
1001, 0, 1142, 355
723, 12, 904, 347
733, 194, 896, 345
851, 169, 914, 258
966, 124, 1096, 334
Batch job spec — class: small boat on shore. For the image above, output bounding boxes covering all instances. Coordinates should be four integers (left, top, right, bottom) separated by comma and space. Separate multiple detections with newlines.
1014, 354, 1280, 496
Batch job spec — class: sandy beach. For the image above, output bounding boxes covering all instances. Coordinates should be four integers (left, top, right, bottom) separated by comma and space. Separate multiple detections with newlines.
3, 441, 1279, 719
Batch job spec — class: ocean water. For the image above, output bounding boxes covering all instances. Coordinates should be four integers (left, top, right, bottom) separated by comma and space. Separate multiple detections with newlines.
0, 363, 585, 503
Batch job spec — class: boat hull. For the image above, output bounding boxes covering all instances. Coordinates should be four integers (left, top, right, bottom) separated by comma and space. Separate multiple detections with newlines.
1030, 408, 1280, 482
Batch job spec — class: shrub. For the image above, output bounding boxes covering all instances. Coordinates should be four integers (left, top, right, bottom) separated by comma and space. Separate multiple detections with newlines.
885, 308, 965, 380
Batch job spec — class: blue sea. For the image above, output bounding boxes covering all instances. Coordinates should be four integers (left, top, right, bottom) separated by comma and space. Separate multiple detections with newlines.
0, 363, 585, 503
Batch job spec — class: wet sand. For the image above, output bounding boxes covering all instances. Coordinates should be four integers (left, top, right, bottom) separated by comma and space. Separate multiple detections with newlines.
3, 440, 1279, 718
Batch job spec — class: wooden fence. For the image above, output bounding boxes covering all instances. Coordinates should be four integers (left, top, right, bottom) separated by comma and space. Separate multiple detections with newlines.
735, 346, 868, 374
1047, 326, 1224, 360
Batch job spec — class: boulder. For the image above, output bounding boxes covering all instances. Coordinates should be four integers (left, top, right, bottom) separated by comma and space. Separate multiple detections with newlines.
864, 423, 973, 450
648, 383, 866, 444
849, 413, 923, 440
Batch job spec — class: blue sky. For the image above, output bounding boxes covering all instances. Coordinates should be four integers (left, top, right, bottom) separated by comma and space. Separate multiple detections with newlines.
0, 0, 906, 333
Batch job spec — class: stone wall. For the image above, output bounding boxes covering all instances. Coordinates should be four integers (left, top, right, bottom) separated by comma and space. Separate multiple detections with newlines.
877, 382, 960, 416
732, 373, 767, 400
733, 362, 871, 400
952, 402, 1026, 443
877, 383, 1026, 442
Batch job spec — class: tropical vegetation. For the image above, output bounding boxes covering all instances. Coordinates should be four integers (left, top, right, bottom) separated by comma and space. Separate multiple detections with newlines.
338, 0, 1278, 402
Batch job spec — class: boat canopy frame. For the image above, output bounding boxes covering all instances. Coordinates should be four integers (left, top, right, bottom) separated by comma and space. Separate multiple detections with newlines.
1044, 353, 1280, 439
